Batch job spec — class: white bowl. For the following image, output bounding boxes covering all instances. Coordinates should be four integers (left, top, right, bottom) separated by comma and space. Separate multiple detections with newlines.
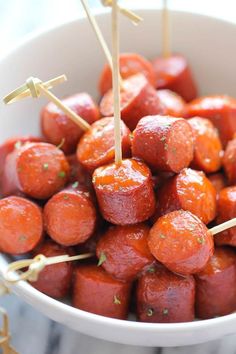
1, 8, 236, 347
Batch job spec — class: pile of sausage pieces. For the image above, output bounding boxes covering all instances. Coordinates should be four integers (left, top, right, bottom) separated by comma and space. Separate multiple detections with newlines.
1, 53, 236, 323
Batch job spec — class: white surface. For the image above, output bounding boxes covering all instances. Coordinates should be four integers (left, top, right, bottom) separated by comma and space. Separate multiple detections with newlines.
1, 7, 236, 349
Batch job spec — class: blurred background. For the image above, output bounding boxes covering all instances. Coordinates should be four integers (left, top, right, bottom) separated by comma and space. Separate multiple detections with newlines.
1, 0, 236, 56
1, 0, 236, 353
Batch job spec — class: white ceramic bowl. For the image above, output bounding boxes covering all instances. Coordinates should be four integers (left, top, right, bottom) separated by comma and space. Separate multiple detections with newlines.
1, 8, 236, 347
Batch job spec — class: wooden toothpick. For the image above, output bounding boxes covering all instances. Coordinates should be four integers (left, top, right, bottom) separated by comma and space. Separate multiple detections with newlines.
162, 0, 171, 58
3, 252, 93, 284
210, 218, 236, 236
3, 76, 91, 132
111, 0, 122, 165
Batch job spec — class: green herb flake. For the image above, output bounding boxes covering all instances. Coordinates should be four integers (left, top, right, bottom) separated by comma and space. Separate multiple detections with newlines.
113, 295, 121, 305
63, 195, 69, 200
14, 141, 22, 149
147, 308, 154, 317
159, 234, 166, 239
72, 181, 79, 189
163, 308, 169, 316
197, 237, 205, 245
58, 171, 66, 178
147, 266, 156, 273
97, 252, 106, 266
19, 235, 27, 242
160, 136, 166, 142
43, 163, 49, 170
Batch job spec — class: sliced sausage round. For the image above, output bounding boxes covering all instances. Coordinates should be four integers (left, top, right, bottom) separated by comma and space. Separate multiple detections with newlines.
73, 265, 131, 319
215, 186, 236, 246
148, 210, 214, 275
100, 74, 165, 131
223, 137, 236, 184
99, 53, 155, 96
132, 115, 194, 173
185, 95, 236, 147
31, 240, 73, 298
188, 117, 223, 173
156, 89, 186, 117
77, 117, 131, 173
0, 196, 43, 254
152, 54, 197, 102
93, 158, 156, 225
137, 264, 195, 322
195, 247, 236, 319
96, 223, 154, 281
2, 142, 70, 200
44, 185, 97, 246
41, 93, 100, 154
154, 168, 217, 224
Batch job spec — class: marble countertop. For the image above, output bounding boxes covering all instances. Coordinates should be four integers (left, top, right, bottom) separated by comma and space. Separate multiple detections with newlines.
1, 0, 236, 353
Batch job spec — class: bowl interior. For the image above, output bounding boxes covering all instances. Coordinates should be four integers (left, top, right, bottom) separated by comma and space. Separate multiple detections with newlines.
1, 8, 236, 347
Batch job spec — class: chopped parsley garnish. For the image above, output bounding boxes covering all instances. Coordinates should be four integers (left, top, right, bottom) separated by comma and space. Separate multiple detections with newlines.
72, 181, 79, 189
159, 234, 166, 239
58, 171, 66, 178
197, 237, 205, 244
97, 252, 106, 266
147, 266, 156, 273
163, 308, 169, 316
14, 141, 22, 149
113, 295, 121, 305
43, 163, 49, 170
147, 308, 154, 317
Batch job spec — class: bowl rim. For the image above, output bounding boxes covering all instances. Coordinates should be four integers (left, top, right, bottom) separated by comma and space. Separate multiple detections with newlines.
1, 7, 236, 333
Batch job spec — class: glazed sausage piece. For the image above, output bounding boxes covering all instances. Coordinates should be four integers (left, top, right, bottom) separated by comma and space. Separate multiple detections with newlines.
96, 224, 155, 281
2, 142, 70, 200
148, 210, 214, 275
195, 247, 236, 319
185, 95, 236, 147
99, 53, 156, 96
31, 240, 73, 299
156, 89, 186, 117
93, 159, 156, 225
152, 55, 197, 102
137, 264, 195, 323
100, 74, 165, 131
44, 185, 97, 246
0, 196, 43, 254
41, 93, 100, 154
154, 168, 217, 224
188, 117, 223, 173
77, 117, 131, 173
0, 135, 42, 178
208, 173, 227, 199
132, 115, 194, 173
223, 137, 236, 184
214, 187, 236, 246
73, 265, 131, 319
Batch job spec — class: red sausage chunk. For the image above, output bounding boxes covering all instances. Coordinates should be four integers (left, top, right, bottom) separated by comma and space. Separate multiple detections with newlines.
44, 185, 97, 246
188, 117, 223, 173
2, 142, 69, 200
99, 53, 155, 96
154, 168, 217, 224
0, 196, 43, 254
73, 265, 131, 319
93, 159, 156, 225
132, 115, 194, 173
41, 93, 100, 154
31, 240, 73, 298
148, 210, 214, 275
215, 187, 236, 246
137, 265, 195, 322
100, 74, 165, 131
77, 117, 131, 173
156, 89, 186, 117
223, 138, 236, 185
152, 55, 197, 102
96, 224, 154, 281
208, 173, 227, 199
185, 95, 236, 147
195, 247, 236, 319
